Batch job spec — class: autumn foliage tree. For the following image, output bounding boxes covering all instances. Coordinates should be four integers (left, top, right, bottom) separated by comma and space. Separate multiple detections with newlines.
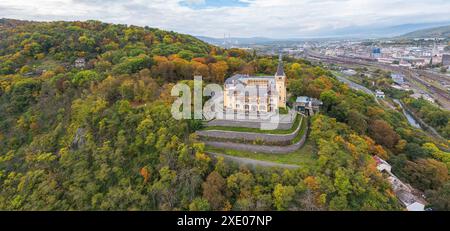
369, 119, 400, 149
202, 171, 227, 210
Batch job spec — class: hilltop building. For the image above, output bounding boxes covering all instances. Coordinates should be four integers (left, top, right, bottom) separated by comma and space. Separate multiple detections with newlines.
74, 58, 86, 68
223, 54, 286, 115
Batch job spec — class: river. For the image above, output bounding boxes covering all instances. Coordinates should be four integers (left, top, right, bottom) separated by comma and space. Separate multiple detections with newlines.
334, 71, 422, 129
393, 99, 421, 129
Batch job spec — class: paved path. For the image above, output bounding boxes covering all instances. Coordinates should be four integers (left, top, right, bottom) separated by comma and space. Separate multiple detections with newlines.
204, 138, 305, 154
335, 74, 374, 95
206, 152, 300, 169
334, 72, 380, 105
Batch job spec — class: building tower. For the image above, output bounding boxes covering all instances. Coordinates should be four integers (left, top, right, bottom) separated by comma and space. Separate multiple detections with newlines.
431, 38, 442, 65
275, 53, 286, 108
432, 38, 438, 56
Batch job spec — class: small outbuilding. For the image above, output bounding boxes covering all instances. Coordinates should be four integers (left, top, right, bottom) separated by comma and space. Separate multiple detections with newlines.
293, 96, 322, 116
74, 58, 86, 68
375, 90, 385, 98
374, 156, 392, 173
407, 202, 425, 212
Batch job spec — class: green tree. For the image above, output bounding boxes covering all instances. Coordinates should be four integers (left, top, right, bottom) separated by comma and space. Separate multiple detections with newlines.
273, 184, 295, 211
71, 70, 100, 86
189, 198, 211, 211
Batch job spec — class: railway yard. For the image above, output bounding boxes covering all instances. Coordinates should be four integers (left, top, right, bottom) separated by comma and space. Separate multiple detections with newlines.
304, 49, 450, 111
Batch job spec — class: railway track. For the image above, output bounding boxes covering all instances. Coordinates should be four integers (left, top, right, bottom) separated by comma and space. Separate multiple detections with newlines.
401, 69, 450, 102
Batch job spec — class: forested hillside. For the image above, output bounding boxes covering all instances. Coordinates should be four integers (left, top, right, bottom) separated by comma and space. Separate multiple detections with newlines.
0, 19, 448, 211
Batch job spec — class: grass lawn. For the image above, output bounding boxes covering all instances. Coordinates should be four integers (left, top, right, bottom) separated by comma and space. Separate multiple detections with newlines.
279, 107, 289, 115
203, 117, 316, 167
205, 140, 317, 167
203, 113, 300, 134
291, 116, 308, 144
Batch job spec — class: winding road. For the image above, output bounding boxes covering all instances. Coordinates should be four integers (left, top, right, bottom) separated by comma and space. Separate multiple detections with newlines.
334, 74, 375, 96
333, 72, 380, 105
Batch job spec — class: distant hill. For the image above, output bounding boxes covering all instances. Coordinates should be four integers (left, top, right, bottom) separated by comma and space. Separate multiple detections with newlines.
0, 18, 213, 63
399, 25, 450, 38
197, 23, 450, 43
0, 18, 37, 30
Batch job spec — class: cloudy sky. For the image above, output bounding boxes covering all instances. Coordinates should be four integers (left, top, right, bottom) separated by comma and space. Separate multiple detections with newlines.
1, 0, 450, 38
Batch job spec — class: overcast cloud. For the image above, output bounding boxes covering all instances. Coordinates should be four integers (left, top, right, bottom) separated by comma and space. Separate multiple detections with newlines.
1, 0, 450, 38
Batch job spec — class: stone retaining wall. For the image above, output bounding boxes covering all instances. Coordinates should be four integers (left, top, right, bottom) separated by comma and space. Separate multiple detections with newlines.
205, 119, 295, 130
204, 123, 309, 154
204, 111, 297, 130
197, 117, 303, 144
